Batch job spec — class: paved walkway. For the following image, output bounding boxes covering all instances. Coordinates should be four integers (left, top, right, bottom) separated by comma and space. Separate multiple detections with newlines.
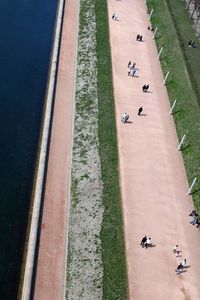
33, 1, 79, 299
108, 0, 200, 299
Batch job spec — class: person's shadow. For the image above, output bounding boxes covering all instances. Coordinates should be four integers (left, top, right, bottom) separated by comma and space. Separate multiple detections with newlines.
176, 269, 187, 275
145, 243, 156, 248
183, 265, 191, 269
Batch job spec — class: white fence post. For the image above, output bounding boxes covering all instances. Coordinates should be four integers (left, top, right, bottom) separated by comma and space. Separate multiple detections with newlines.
187, 177, 197, 195
163, 71, 169, 85
157, 46, 163, 60
169, 99, 177, 115
177, 134, 186, 151
148, 9, 154, 20
152, 26, 158, 39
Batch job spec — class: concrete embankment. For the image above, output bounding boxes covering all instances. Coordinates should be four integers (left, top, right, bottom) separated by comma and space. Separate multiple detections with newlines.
20, 0, 66, 298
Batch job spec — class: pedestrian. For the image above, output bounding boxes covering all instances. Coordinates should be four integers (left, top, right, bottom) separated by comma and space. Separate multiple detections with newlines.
176, 263, 183, 274
192, 41, 196, 48
148, 26, 153, 31
132, 62, 136, 68
138, 107, 143, 116
129, 67, 136, 77
188, 40, 195, 48
192, 217, 200, 227
181, 259, 187, 268
142, 84, 147, 92
191, 216, 198, 225
112, 13, 118, 20
146, 84, 149, 92
173, 245, 179, 255
121, 112, 129, 123
188, 40, 192, 47
144, 237, 152, 248
128, 61, 131, 68
189, 210, 198, 217
139, 35, 143, 42
128, 66, 133, 76
140, 236, 147, 247
136, 34, 140, 41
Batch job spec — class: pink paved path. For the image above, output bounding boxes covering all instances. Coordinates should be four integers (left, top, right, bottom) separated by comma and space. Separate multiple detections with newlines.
108, 0, 200, 299
33, 1, 79, 299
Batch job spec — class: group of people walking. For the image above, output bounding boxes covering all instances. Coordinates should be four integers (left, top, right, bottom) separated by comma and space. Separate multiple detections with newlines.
189, 210, 200, 228
121, 60, 149, 122
173, 245, 189, 274
138, 209, 199, 275
112, 13, 119, 21
140, 240, 189, 275
173, 210, 200, 274
136, 34, 143, 42
128, 61, 136, 77
175, 259, 188, 274
140, 236, 153, 248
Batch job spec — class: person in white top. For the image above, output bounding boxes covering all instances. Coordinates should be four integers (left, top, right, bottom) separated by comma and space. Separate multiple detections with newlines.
121, 113, 129, 124
173, 245, 178, 254
181, 259, 187, 268
112, 13, 119, 21
144, 237, 152, 248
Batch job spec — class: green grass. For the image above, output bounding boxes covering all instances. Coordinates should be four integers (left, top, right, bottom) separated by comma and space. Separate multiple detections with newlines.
70, 177, 78, 208
95, 1, 128, 299
147, 0, 200, 211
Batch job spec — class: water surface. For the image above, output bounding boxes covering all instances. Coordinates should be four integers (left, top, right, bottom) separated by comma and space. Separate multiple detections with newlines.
0, 0, 58, 298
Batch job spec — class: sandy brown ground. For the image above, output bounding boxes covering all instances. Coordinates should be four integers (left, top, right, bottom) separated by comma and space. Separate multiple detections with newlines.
33, 1, 79, 299
108, 0, 200, 299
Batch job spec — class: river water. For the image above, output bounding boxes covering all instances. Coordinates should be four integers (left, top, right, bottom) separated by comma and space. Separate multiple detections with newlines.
0, 0, 58, 298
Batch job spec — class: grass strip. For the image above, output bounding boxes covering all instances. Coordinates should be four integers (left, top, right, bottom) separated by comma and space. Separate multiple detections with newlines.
95, 1, 128, 299
147, 0, 200, 211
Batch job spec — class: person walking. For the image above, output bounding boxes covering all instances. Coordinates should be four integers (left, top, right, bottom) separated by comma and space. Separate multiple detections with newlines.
138, 107, 143, 116
142, 85, 147, 92
175, 263, 183, 274
128, 61, 131, 68
189, 210, 198, 217
146, 84, 149, 92
132, 62, 136, 68
144, 237, 152, 248
191, 216, 198, 225
140, 236, 147, 247
130, 68, 136, 77
173, 245, 179, 255
121, 112, 129, 123
181, 259, 187, 268
136, 34, 140, 41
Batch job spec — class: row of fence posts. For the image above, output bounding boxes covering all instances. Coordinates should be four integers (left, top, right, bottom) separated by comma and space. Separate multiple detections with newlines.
146, 1, 197, 195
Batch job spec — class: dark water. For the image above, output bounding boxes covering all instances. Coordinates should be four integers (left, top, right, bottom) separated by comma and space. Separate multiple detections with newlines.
0, 0, 58, 298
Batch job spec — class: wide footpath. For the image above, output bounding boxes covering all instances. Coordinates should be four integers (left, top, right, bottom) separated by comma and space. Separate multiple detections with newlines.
33, 0, 79, 299
108, 0, 200, 299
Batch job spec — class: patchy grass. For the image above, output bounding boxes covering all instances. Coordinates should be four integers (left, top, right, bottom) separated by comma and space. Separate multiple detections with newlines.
70, 177, 78, 208
67, 0, 104, 298
147, 0, 200, 211
95, 1, 128, 299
